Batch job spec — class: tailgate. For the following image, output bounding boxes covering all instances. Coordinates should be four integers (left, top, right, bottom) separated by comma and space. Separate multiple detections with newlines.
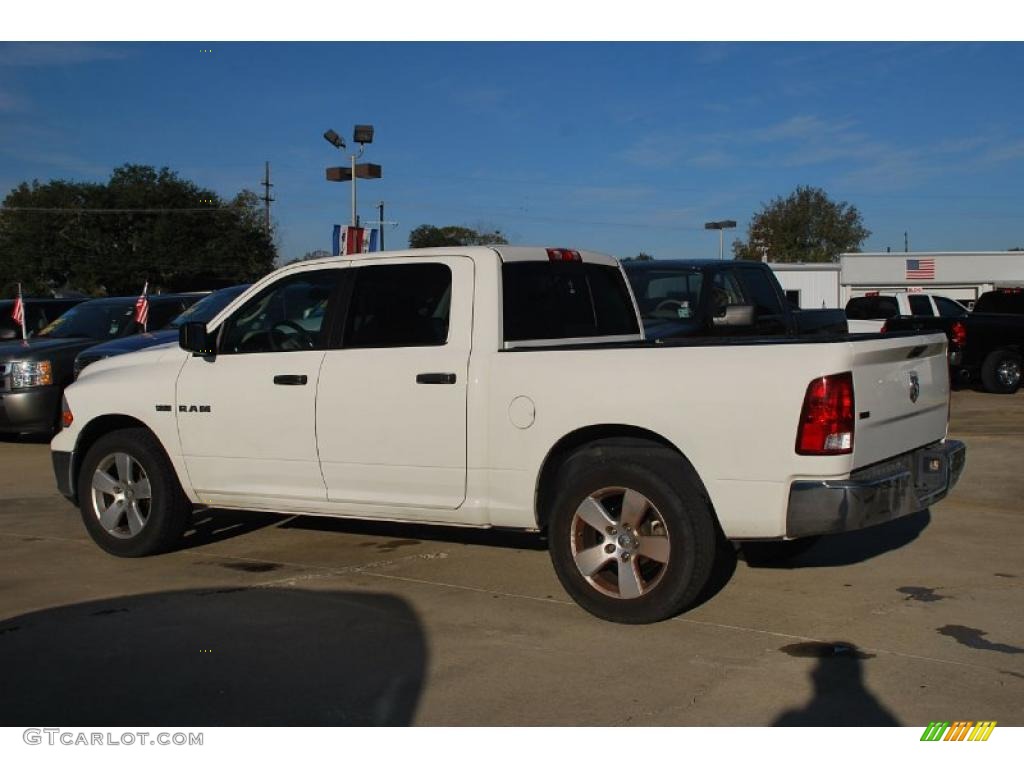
849, 333, 949, 469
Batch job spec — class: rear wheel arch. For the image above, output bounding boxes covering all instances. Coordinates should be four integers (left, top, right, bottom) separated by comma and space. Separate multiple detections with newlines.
534, 424, 712, 532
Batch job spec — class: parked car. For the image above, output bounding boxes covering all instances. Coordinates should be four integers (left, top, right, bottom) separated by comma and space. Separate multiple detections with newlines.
885, 288, 1024, 393
74, 285, 250, 379
0, 297, 86, 340
623, 259, 848, 340
0, 293, 203, 436
55, 246, 962, 623
971, 287, 1024, 315
845, 292, 968, 333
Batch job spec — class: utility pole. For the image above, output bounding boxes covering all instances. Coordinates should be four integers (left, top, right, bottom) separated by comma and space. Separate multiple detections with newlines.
260, 161, 274, 236
904, 231, 909, 253
377, 201, 384, 250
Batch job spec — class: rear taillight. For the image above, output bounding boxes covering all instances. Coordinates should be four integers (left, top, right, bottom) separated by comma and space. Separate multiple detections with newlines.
546, 248, 582, 262
950, 321, 966, 348
796, 372, 855, 455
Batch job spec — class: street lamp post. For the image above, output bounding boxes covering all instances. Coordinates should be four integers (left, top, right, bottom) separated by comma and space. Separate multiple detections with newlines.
704, 219, 737, 260
324, 125, 379, 228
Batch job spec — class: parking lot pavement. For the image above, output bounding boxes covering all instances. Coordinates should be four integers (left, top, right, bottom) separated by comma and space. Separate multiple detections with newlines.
1, 389, 1022, 726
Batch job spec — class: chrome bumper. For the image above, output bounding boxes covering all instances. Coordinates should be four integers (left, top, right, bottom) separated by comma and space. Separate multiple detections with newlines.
786, 440, 966, 538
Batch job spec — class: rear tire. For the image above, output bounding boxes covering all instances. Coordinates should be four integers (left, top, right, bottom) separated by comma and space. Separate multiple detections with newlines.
547, 443, 716, 624
980, 349, 1022, 394
78, 428, 191, 557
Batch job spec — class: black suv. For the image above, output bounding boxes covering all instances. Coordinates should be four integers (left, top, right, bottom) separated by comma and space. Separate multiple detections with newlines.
0, 294, 202, 436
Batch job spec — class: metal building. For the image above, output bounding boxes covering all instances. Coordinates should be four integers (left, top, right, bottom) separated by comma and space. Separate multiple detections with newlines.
770, 251, 1024, 309
840, 252, 1024, 306
771, 263, 842, 309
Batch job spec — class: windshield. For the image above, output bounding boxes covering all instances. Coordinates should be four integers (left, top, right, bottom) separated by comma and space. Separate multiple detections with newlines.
627, 269, 704, 322
36, 302, 136, 340
167, 285, 248, 328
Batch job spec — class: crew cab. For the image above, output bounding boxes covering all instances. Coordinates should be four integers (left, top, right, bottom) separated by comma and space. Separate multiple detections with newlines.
53, 247, 965, 623
885, 288, 1024, 394
845, 291, 968, 333
624, 259, 848, 339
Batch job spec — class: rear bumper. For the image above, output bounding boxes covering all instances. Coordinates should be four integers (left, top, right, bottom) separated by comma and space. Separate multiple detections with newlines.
0, 387, 60, 435
786, 440, 966, 538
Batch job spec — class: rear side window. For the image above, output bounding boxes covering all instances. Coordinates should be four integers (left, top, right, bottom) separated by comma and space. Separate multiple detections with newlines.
344, 263, 452, 348
502, 262, 639, 342
935, 296, 967, 318
147, 299, 196, 331
845, 297, 870, 320
737, 268, 784, 316
846, 296, 897, 320
908, 295, 934, 316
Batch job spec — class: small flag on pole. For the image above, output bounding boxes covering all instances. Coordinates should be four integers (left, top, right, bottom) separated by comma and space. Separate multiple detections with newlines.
134, 281, 150, 330
11, 283, 27, 340
344, 226, 364, 255
364, 228, 379, 253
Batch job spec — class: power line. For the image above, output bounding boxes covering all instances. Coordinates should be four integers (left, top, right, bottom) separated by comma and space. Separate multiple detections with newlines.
260, 161, 274, 235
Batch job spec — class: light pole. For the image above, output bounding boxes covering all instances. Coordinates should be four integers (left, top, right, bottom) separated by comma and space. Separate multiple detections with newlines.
324, 125, 381, 228
704, 219, 737, 260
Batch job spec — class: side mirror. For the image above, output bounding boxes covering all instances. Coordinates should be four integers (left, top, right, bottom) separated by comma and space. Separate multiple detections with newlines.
179, 322, 216, 357
712, 304, 756, 327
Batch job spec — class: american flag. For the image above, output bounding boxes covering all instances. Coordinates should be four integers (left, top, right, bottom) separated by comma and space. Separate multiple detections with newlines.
134, 281, 149, 330
906, 258, 936, 280
11, 283, 26, 339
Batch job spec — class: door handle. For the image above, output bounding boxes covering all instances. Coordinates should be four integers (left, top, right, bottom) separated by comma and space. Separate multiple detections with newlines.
273, 374, 308, 385
416, 372, 457, 385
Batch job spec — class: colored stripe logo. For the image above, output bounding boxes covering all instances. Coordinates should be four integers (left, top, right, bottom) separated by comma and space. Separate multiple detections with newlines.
921, 721, 997, 741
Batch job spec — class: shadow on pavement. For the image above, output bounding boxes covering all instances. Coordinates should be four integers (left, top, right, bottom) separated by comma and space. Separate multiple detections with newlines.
279, 513, 548, 551
691, 535, 739, 610
742, 509, 931, 569
0, 432, 51, 445
178, 508, 286, 550
773, 642, 900, 726
0, 588, 427, 726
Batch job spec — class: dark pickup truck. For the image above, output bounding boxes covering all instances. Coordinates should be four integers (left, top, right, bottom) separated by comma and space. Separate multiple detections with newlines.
623, 259, 847, 340
0, 293, 202, 435
884, 288, 1024, 394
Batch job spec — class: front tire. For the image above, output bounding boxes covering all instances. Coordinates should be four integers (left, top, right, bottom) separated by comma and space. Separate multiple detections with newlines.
980, 349, 1022, 394
547, 443, 716, 624
78, 428, 191, 557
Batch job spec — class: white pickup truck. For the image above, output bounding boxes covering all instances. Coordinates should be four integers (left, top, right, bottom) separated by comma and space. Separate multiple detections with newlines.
52, 246, 966, 623
846, 291, 969, 333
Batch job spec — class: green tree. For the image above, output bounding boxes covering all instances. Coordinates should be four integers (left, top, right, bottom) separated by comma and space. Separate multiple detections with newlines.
732, 186, 870, 263
0, 164, 276, 297
622, 252, 654, 261
408, 224, 508, 249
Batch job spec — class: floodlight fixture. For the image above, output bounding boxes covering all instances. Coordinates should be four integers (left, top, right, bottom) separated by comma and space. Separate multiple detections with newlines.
353, 124, 374, 144
323, 129, 346, 150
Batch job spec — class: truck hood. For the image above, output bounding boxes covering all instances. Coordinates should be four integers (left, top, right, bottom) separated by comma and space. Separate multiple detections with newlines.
75, 341, 182, 381
0, 336, 100, 361
79, 329, 178, 359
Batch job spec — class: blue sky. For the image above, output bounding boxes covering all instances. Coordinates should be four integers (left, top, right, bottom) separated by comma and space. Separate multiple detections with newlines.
1, 41, 1023, 262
